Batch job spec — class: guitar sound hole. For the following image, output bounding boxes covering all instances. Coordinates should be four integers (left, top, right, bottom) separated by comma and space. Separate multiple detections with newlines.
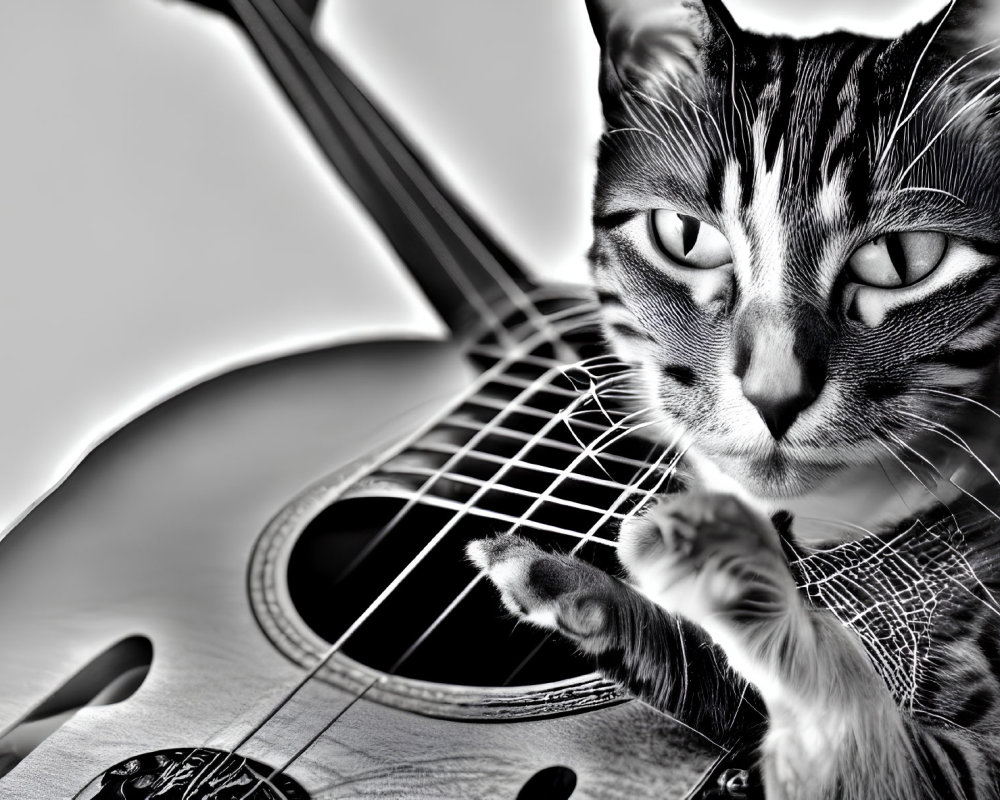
287, 496, 620, 686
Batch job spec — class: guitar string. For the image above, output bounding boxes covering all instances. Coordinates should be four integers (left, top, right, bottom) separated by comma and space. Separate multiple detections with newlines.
226, 0, 512, 347
226, 386, 662, 799
332, 333, 618, 584
148, 305, 597, 796
324, 308, 616, 585
375, 467, 637, 521
169, 0, 659, 791
261, 0, 581, 360
303, 448, 688, 799
237, 400, 680, 800
282, 473, 682, 800
444, 395, 623, 438
348, 484, 634, 544
203, 334, 644, 796
381, 377, 658, 525
182, 339, 652, 798
412, 441, 648, 492
228, 313, 665, 792
236, 0, 618, 627
174, 270, 640, 792
237, 0, 574, 358
208, 342, 635, 783
63, 1, 633, 795
145, 319, 601, 797
500, 436, 679, 686
434, 418, 652, 470
496, 443, 733, 757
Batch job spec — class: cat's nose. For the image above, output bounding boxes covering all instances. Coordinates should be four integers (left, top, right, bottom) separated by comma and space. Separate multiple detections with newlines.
733, 310, 827, 441
740, 381, 818, 440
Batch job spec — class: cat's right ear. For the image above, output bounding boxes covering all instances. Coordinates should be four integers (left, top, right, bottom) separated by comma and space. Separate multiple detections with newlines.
585, 0, 739, 112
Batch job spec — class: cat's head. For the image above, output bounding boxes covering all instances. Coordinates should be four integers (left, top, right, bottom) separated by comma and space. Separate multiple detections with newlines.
588, 0, 1000, 499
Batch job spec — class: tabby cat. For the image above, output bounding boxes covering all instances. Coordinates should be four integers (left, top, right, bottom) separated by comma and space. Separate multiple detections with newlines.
468, 0, 1000, 797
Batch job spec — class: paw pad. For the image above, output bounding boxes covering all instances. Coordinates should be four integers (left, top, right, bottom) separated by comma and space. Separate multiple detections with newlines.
467, 536, 618, 646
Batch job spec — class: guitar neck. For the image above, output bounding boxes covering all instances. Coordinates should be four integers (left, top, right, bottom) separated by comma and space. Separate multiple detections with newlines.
203, 0, 538, 339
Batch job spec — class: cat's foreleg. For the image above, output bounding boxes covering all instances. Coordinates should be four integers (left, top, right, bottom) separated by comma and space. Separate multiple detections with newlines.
619, 492, 985, 800
466, 535, 763, 744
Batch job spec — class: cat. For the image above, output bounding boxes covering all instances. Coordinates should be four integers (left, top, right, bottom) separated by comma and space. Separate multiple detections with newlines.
468, 1, 1000, 798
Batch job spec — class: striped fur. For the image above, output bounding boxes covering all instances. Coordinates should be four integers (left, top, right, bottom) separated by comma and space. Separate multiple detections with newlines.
473, 1, 1000, 797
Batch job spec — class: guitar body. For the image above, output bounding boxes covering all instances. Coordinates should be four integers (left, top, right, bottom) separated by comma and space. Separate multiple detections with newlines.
0, 337, 717, 798
0, 1, 749, 796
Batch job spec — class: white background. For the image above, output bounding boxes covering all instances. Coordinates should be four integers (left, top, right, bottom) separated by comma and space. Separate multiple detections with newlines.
0, 0, 947, 534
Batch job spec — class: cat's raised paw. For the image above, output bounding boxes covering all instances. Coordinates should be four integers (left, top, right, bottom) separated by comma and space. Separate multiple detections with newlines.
467, 535, 621, 651
618, 492, 794, 631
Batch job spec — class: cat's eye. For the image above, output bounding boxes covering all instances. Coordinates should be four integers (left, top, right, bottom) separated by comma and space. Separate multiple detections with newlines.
649, 210, 732, 270
847, 231, 947, 288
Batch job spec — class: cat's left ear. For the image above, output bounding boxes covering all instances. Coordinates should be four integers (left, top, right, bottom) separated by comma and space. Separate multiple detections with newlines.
585, 0, 741, 112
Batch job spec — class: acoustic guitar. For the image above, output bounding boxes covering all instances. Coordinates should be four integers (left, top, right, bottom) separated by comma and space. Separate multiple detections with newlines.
0, 1, 752, 797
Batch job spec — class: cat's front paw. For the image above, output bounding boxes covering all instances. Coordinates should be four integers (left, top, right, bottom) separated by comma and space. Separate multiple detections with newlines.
618, 492, 795, 634
467, 535, 619, 651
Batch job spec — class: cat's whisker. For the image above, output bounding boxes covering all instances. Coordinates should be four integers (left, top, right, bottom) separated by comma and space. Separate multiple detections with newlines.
872, 435, 939, 509
913, 707, 981, 735
898, 186, 967, 205
878, 430, 967, 535
797, 516, 877, 539
556, 400, 654, 480
562, 362, 634, 391
878, 5, 999, 167
570, 416, 658, 470
592, 369, 635, 386
567, 374, 631, 402
725, 682, 765, 744
837, 438, 1000, 639
888, 0, 954, 139
600, 397, 647, 406
588, 379, 623, 428
914, 387, 1000, 428
632, 88, 726, 154
623, 93, 701, 157
894, 72, 1000, 188
882, 425, 1000, 527
589, 419, 660, 458
607, 125, 674, 153
561, 416, 636, 481
903, 38, 1000, 126
881, 429, 952, 489
594, 378, 642, 399
899, 409, 1000, 495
